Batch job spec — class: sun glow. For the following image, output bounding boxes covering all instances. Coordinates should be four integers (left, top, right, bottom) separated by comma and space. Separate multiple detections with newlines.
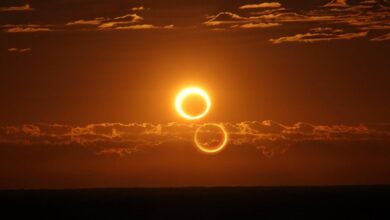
175, 87, 211, 120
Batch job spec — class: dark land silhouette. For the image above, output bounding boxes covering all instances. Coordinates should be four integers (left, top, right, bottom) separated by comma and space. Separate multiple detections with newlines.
1, 186, 389, 219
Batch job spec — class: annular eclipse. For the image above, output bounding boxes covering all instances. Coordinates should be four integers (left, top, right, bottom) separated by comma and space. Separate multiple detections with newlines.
175, 87, 228, 154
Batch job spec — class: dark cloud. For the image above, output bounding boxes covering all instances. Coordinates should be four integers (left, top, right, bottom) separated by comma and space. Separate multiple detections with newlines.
95, 14, 143, 30
131, 6, 145, 11
202, 0, 389, 42
203, 12, 249, 26
322, 0, 349, 8
239, 2, 282, 10
1, 121, 389, 157
370, 32, 390, 40
7, 47, 31, 52
0, 4, 33, 12
0, 1, 388, 42
2, 12, 173, 32
65, 17, 106, 26
115, 24, 174, 30
2, 24, 51, 33
233, 22, 281, 29
269, 29, 368, 43
65, 13, 145, 30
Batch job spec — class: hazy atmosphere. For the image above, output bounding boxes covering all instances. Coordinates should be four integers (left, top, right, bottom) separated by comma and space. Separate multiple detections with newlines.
1, 0, 390, 189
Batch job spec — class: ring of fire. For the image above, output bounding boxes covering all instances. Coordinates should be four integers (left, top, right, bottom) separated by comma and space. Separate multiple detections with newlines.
194, 123, 228, 154
175, 87, 211, 120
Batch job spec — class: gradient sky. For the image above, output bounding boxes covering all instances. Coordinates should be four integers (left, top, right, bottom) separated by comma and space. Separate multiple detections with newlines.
0, 0, 390, 189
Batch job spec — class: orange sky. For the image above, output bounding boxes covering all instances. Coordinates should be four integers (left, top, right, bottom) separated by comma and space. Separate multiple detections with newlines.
0, 0, 390, 189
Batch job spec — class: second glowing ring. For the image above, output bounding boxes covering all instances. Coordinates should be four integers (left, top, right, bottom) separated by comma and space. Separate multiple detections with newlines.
194, 123, 228, 154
